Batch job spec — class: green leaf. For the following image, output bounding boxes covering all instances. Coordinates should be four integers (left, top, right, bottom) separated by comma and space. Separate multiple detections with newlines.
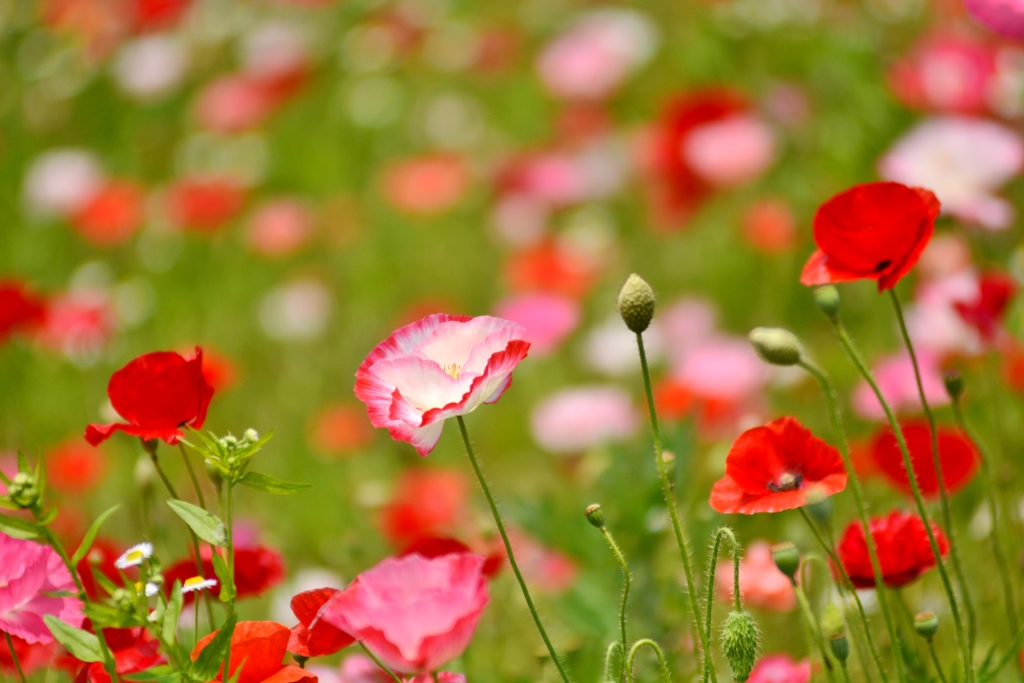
162, 582, 183, 644
123, 668, 180, 683
37, 506, 58, 525
71, 504, 122, 565
0, 514, 39, 539
190, 614, 237, 681
44, 615, 103, 663
237, 471, 311, 495
16, 451, 29, 474
211, 552, 235, 604
166, 500, 226, 546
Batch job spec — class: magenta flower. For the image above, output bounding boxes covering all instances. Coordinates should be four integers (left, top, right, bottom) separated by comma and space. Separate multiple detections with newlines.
355, 314, 530, 456
0, 532, 84, 644
320, 553, 489, 674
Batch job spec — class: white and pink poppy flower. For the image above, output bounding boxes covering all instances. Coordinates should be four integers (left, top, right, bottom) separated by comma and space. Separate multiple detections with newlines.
530, 386, 638, 453
355, 314, 530, 456
879, 117, 1024, 231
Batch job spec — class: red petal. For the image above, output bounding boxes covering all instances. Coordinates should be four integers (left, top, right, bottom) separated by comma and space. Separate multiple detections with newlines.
870, 422, 979, 498
191, 621, 290, 683
106, 348, 214, 434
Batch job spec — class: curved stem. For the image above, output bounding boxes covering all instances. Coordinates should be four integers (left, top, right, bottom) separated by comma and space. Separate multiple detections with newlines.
800, 359, 902, 683
5, 631, 27, 683
456, 416, 572, 683
889, 291, 976, 663
604, 642, 624, 683
626, 639, 673, 683
927, 640, 950, 683
830, 322, 971, 683
636, 332, 713, 682
703, 528, 740, 683
600, 526, 631, 683
359, 642, 404, 683
793, 566, 837, 683
178, 443, 206, 509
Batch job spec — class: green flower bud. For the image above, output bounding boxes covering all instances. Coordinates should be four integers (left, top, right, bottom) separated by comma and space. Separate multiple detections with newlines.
771, 542, 800, 582
112, 588, 134, 612
813, 286, 841, 322
748, 327, 804, 366
243, 428, 259, 443
829, 634, 849, 663
721, 610, 759, 683
944, 370, 964, 401
585, 504, 605, 529
8, 472, 39, 509
617, 274, 656, 333
205, 461, 223, 488
914, 612, 939, 640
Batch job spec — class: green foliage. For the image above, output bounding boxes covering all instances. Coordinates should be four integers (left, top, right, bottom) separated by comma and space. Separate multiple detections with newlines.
71, 504, 122, 565
166, 500, 227, 547
43, 615, 103, 663
236, 471, 311, 494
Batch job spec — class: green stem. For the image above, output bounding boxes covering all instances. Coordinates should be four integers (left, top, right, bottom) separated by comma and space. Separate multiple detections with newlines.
5, 631, 27, 683
888, 291, 976, 664
359, 642, 404, 683
178, 443, 207, 509
793, 576, 837, 683
626, 639, 673, 683
599, 525, 631, 683
703, 528, 740, 683
837, 660, 851, 683
222, 482, 235, 682
830, 322, 972, 683
635, 332, 713, 682
927, 640, 950, 683
604, 643, 624, 683
800, 359, 903, 683
455, 416, 572, 683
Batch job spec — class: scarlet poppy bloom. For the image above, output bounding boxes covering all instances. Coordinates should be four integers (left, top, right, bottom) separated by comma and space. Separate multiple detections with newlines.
71, 180, 145, 247
85, 348, 215, 446
380, 469, 468, 548
800, 181, 940, 291
870, 421, 979, 498
355, 314, 530, 456
0, 634, 55, 676
287, 587, 355, 658
320, 553, 489, 674
165, 178, 246, 233
309, 403, 375, 457
163, 545, 284, 604
954, 271, 1016, 341
82, 627, 164, 683
0, 280, 46, 343
504, 241, 598, 300
710, 417, 847, 515
192, 621, 316, 683
837, 510, 949, 589
46, 439, 106, 493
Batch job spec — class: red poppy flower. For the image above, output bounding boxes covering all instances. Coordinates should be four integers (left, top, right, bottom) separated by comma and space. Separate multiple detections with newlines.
83, 627, 164, 683
710, 417, 847, 514
192, 621, 315, 683
380, 469, 468, 548
70, 181, 145, 247
954, 271, 1016, 341
163, 545, 284, 604
870, 421, 979, 498
85, 348, 215, 447
0, 280, 46, 343
309, 403, 375, 457
800, 181, 940, 291
0, 634, 55, 676
287, 587, 355, 658
165, 178, 246, 233
132, 0, 190, 32
47, 439, 106, 494
504, 241, 598, 300
837, 510, 949, 588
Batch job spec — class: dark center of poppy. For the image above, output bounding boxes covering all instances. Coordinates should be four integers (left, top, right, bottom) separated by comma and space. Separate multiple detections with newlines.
874, 259, 892, 273
766, 471, 803, 493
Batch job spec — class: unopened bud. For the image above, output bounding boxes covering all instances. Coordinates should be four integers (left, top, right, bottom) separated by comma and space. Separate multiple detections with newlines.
243, 428, 259, 443
829, 634, 849, 663
813, 286, 841, 322
748, 327, 804, 366
219, 435, 239, 449
944, 371, 964, 401
8, 473, 39, 509
205, 461, 223, 488
585, 504, 605, 529
914, 612, 939, 640
772, 542, 800, 582
617, 274, 656, 333
721, 610, 759, 683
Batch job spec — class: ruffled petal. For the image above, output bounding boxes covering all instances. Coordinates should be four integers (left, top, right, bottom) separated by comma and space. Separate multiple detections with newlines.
85, 422, 185, 447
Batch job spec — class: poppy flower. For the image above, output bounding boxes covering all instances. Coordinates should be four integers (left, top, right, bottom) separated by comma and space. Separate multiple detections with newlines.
309, 403, 375, 457
320, 553, 489, 674
742, 199, 797, 253
870, 421, 979, 498
965, 0, 1024, 42
355, 314, 530, 456
0, 634, 55, 676
164, 178, 246, 233
70, 180, 146, 246
954, 271, 1016, 341
837, 510, 949, 589
710, 417, 847, 515
715, 541, 795, 612
163, 545, 284, 604
887, 34, 999, 116
46, 439, 106, 494
748, 655, 811, 683
0, 281, 46, 343
381, 155, 470, 217
287, 588, 355, 658
493, 293, 580, 357
0, 532, 85, 644
530, 386, 638, 454
504, 241, 598, 300
83, 627, 164, 683
380, 469, 468, 548
85, 348, 215, 446
800, 181, 940, 291
191, 621, 316, 683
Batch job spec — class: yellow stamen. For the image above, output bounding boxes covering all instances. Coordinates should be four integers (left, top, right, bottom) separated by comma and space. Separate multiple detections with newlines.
443, 363, 461, 379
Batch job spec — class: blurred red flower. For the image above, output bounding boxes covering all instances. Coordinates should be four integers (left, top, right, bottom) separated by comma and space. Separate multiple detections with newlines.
71, 180, 145, 247
133, 0, 190, 32
742, 199, 797, 254
870, 421, 979, 498
287, 587, 355, 658
76, 539, 124, 601
0, 280, 46, 343
953, 271, 1016, 341
801, 182, 939, 291
47, 439, 106, 493
165, 178, 246, 233
380, 469, 468, 548
85, 348, 214, 446
192, 621, 315, 683
164, 544, 285, 604
381, 155, 471, 217
309, 403, 375, 457
710, 417, 847, 514
83, 627, 164, 683
0, 634, 56, 676
505, 241, 598, 299
838, 510, 948, 588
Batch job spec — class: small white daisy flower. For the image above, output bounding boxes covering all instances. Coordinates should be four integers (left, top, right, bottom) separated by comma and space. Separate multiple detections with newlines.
181, 576, 218, 594
145, 582, 160, 597
115, 542, 154, 569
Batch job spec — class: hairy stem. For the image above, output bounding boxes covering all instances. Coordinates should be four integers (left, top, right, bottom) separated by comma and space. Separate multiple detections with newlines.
626, 639, 673, 683
599, 525, 631, 683
703, 528, 741, 683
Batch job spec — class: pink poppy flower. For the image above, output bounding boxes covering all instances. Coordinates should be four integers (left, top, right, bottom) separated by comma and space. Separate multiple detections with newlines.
247, 199, 316, 258
682, 113, 776, 188
670, 336, 769, 404
965, 0, 1024, 42
503, 528, 578, 593
36, 290, 117, 365
355, 314, 530, 456
530, 386, 638, 453
714, 541, 795, 612
320, 553, 489, 674
382, 155, 471, 216
749, 654, 812, 683
852, 350, 949, 421
0, 532, 85, 644
195, 75, 279, 134
493, 293, 579, 357
888, 34, 1000, 115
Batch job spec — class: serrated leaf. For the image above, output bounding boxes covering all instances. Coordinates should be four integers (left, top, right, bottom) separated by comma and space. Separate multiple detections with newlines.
211, 552, 234, 603
237, 471, 310, 495
190, 614, 237, 681
44, 615, 103, 663
0, 514, 39, 539
71, 504, 122, 565
166, 500, 226, 546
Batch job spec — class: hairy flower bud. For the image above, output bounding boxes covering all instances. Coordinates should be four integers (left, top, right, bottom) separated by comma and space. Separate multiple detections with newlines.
721, 610, 759, 683
771, 542, 800, 582
617, 274, 656, 333
585, 504, 605, 529
749, 327, 804, 366
813, 285, 841, 322
829, 633, 849, 663
944, 371, 964, 401
914, 612, 939, 640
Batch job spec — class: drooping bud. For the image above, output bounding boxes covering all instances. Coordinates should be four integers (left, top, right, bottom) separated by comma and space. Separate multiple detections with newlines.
617, 274, 656, 333
813, 286, 841, 322
944, 371, 964, 401
914, 612, 939, 640
829, 634, 849, 663
721, 610, 759, 683
771, 542, 800, 582
748, 327, 804, 366
585, 504, 605, 529
7, 472, 40, 509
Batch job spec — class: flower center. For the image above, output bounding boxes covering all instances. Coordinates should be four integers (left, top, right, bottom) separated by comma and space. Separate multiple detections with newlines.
183, 577, 206, 589
443, 363, 461, 379
126, 550, 143, 563
766, 471, 803, 493
874, 259, 892, 273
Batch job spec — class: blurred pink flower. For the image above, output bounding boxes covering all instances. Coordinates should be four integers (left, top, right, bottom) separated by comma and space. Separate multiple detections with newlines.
504, 528, 578, 593
852, 350, 949, 420
530, 386, 638, 453
905, 271, 982, 358
195, 75, 278, 134
321, 553, 489, 674
660, 298, 718, 367
683, 114, 776, 188
382, 155, 471, 216
339, 655, 391, 683
715, 541, 795, 612
671, 336, 768, 404
749, 654, 812, 683
879, 117, 1024, 230
493, 293, 579, 357
23, 150, 104, 219
247, 199, 316, 257
888, 34, 999, 115
36, 290, 116, 365
965, 0, 1024, 41
917, 234, 973, 281
113, 35, 186, 100
355, 314, 529, 456
0, 532, 85, 644
581, 313, 664, 377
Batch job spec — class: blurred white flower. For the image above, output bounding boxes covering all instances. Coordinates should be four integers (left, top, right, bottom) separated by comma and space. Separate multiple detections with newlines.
23, 149, 104, 219
258, 278, 332, 341
683, 113, 777, 188
242, 22, 309, 79
113, 35, 187, 100
582, 313, 663, 376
